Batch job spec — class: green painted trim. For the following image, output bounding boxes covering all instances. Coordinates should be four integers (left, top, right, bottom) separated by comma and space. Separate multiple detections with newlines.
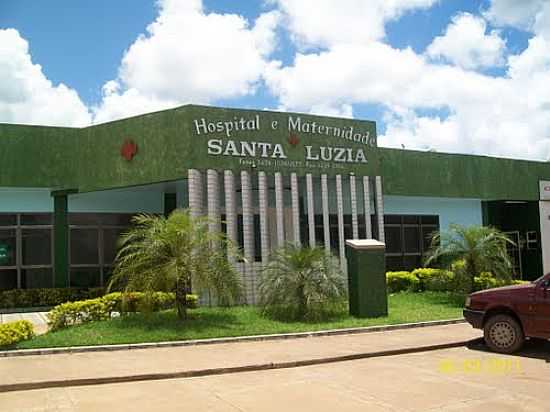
53, 195, 69, 288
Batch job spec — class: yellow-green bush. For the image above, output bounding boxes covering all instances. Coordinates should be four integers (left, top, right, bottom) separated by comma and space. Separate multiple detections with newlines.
48, 292, 199, 331
386, 266, 522, 294
47, 298, 110, 331
411, 268, 455, 292
386, 271, 419, 293
0, 320, 34, 347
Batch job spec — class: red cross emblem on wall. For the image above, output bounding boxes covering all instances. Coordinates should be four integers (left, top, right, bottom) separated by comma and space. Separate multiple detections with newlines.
121, 139, 138, 161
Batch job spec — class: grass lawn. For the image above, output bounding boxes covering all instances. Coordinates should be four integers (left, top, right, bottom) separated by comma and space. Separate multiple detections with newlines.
14, 292, 465, 350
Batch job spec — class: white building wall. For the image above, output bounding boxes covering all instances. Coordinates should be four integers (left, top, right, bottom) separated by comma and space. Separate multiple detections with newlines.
384, 195, 483, 231
539, 202, 550, 274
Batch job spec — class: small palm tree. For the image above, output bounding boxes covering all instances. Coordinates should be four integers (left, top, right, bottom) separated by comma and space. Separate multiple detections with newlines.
424, 224, 514, 292
258, 244, 347, 320
109, 209, 242, 319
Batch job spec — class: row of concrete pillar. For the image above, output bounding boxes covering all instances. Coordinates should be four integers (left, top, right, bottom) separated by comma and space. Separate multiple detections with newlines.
188, 169, 385, 303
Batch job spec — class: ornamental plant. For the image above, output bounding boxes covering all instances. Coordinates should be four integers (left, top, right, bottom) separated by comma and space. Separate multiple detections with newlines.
258, 244, 347, 320
109, 209, 242, 320
424, 224, 514, 293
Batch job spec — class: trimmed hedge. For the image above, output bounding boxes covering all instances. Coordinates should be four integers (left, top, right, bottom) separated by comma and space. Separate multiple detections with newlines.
0, 320, 34, 347
0, 288, 104, 309
386, 269, 527, 294
48, 292, 199, 331
386, 272, 419, 293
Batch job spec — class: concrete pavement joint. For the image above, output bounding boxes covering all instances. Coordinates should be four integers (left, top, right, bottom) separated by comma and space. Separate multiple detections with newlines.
0, 318, 465, 358
0, 338, 475, 394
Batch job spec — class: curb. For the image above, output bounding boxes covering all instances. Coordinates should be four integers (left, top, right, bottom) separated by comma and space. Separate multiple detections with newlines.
0, 318, 465, 358
0, 338, 475, 394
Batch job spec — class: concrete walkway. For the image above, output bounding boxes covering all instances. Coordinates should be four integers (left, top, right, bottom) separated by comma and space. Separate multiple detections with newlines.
0, 311, 49, 334
0, 323, 482, 392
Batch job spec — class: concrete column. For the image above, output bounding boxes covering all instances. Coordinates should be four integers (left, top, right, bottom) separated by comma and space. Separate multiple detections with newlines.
291, 172, 300, 245
241, 170, 254, 303
321, 174, 331, 254
336, 175, 345, 270
188, 169, 203, 219
223, 170, 237, 248
375, 176, 385, 243
206, 169, 220, 234
363, 176, 372, 238
306, 173, 316, 247
52, 193, 69, 288
350, 174, 359, 239
258, 171, 269, 264
274, 172, 285, 247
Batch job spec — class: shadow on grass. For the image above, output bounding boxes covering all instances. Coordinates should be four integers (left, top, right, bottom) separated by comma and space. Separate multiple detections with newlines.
418, 292, 466, 308
108, 308, 244, 333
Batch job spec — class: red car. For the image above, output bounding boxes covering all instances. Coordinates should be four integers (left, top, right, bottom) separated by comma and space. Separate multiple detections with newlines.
464, 272, 550, 353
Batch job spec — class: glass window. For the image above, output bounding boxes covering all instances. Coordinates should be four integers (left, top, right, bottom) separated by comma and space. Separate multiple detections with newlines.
0, 269, 17, 290
385, 256, 403, 272
100, 214, 134, 226
0, 214, 16, 226
384, 215, 401, 224
22, 229, 51, 265
421, 216, 439, 225
22, 268, 53, 289
20, 213, 52, 225
70, 268, 101, 288
384, 226, 402, 254
69, 213, 101, 226
0, 229, 16, 267
103, 228, 126, 264
70, 228, 99, 264
403, 226, 421, 253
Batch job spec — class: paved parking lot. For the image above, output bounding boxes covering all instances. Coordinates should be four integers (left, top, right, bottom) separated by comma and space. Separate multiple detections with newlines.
1, 340, 548, 411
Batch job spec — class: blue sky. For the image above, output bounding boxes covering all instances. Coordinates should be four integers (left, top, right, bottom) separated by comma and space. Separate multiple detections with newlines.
1, 0, 549, 160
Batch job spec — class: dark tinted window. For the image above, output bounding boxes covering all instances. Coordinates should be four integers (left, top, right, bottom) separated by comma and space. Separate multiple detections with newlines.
0, 214, 17, 226
20, 213, 52, 225
70, 228, 99, 264
70, 268, 101, 287
22, 229, 51, 265
22, 268, 53, 289
0, 229, 16, 266
0, 269, 17, 290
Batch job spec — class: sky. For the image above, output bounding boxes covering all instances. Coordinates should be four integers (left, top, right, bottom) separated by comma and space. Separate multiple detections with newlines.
1, 0, 550, 161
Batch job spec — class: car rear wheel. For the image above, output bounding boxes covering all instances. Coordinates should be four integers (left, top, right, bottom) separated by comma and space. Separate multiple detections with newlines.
483, 314, 524, 354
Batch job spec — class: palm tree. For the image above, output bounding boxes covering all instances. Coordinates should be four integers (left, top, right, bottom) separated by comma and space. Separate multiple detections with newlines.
424, 224, 515, 292
258, 244, 347, 320
109, 209, 242, 319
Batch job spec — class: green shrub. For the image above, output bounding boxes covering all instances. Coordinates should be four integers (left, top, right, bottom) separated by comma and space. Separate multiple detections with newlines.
474, 272, 506, 291
101, 292, 195, 313
0, 320, 35, 347
410, 268, 451, 291
47, 291, 197, 331
0, 287, 105, 309
47, 298, 109, 331
386, 271, 419, 293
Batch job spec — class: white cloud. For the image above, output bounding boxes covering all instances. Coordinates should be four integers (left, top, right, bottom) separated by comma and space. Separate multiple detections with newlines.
264, 6, 550, 161
426, 13, 506, 70
274, 0, 437, 48
484, 0, 546, 31
0, 29, 91, 127
93, 0, 280, 123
